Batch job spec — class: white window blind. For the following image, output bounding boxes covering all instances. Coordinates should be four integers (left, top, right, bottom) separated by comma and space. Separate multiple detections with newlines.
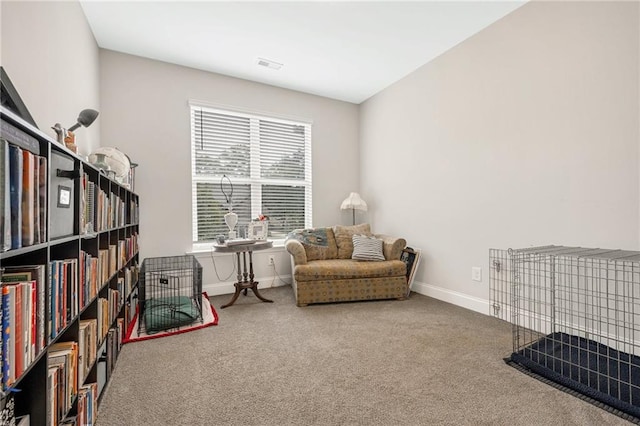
191, 105, 312, 243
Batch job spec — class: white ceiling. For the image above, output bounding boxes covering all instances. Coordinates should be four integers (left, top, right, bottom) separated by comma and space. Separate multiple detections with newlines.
80, 1, 526, 104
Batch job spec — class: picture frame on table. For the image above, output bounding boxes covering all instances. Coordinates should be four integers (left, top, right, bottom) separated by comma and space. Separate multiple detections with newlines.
248, 221, 268, 240
400, 247, 421, 296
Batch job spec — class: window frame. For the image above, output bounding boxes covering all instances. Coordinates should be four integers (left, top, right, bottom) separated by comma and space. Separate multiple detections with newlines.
189, 101, 313, 248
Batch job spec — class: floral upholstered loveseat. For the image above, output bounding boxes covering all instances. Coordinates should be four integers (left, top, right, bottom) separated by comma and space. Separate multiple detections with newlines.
285, 223, 408, 307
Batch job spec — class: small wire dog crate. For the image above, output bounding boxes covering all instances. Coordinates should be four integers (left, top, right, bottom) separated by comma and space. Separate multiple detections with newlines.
138, 255, 203, 334
490, 246, 640, 420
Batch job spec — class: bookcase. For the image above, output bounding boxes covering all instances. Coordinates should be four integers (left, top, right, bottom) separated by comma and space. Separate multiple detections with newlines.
0, 106, 140, 425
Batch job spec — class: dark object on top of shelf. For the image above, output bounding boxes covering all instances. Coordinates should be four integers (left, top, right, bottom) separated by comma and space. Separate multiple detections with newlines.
68, 109, 99, 132
0, 66, 37, 129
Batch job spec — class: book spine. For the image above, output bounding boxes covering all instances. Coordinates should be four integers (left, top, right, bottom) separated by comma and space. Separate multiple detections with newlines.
14, 284, 23, 380
21, 149, 34, 247
38, 156, 47, 242
0, 140, 10, 252
8, 144, 22, 249
33, 157, 40, 245
1, 286, 9, 390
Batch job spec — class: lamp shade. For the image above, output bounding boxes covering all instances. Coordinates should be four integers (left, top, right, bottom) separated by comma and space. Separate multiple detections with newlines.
340, 192, 368, 211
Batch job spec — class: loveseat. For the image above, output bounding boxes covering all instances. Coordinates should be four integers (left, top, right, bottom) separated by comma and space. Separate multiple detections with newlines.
285, 223, 408, 307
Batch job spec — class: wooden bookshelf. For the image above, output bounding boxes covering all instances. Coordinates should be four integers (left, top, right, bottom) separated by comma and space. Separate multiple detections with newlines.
0, 106, 139, 425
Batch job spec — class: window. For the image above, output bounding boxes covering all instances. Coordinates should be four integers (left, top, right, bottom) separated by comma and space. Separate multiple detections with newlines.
190, 103, 312, 243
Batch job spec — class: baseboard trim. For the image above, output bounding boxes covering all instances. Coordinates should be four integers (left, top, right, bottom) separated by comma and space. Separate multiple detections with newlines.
411, 281, 490, 316
203, 275, 292, 297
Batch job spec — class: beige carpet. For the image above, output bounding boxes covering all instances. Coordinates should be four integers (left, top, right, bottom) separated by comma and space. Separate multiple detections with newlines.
96, 287, 633, 425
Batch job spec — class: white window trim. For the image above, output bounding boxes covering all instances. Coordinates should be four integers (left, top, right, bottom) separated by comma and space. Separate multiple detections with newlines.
190, 102, 312, 248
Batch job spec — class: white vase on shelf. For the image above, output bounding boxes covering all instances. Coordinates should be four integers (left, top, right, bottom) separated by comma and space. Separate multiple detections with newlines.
224, 210, 238, 239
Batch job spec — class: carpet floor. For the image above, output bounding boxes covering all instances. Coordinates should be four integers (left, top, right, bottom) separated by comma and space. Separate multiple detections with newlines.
96, 286, 632, 425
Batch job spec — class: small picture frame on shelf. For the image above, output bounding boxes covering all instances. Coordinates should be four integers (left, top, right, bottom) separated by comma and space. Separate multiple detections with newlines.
57, 185, 71, 208
248, 221, 268, 240
400, 247, 421, 296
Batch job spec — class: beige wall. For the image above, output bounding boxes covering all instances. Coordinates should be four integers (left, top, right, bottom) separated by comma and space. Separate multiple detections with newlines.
5, 0, 639, 309
1, 1, 101, 156
99, 50, 360, 289
360, 1, 640, 311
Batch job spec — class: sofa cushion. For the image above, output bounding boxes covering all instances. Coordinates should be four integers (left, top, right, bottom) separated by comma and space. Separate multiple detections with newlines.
294, 259, 406, 282
351, 234, 385, 261
333, 223, 372, 259
286, 227, 337, 261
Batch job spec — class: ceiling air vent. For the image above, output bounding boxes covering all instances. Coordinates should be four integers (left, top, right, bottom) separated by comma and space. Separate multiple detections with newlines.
257, 57, 283, 70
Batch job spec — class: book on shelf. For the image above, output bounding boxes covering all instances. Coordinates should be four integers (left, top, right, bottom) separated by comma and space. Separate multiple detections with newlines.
20, 149, 34, 247
48, 340, 78, 423
77, 319, 96, 382
1, 139, 10, 252
48, 260, 79, 341
108, 245, 117, 278
47, 366, 59, 426
2, 265, 46, 357
77, 382, 97, 426
1, 269, 45, 391
32, 158, 39, 245
38, 156, 46, 243
1, 285, 11, 390
8, 143, 22, 249
79, 251, 99, 310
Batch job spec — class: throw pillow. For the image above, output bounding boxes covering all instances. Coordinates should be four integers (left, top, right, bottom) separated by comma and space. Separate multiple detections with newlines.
351, 234, 385, 261
333, 223, 372, 259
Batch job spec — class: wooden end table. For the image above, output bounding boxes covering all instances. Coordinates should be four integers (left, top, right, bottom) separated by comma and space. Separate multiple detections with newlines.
213, 240, 274, 308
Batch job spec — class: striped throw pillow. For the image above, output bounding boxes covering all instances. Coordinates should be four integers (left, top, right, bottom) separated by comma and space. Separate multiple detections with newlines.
351, 234, 385, 261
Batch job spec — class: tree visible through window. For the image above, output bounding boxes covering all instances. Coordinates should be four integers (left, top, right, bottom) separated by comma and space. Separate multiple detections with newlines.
191, 105, 312, 243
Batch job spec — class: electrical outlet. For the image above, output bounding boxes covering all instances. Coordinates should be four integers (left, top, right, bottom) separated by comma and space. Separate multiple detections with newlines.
268, 255, 275, 266
472, 267, 482, 282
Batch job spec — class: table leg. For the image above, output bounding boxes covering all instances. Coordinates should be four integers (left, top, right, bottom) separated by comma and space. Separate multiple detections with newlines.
250, 285, 274, 303
221, 282, 243, 309
242, 252, 248, 282
235, 252, 242, 283
249, 250, 255, 282
248, 250, 273, 303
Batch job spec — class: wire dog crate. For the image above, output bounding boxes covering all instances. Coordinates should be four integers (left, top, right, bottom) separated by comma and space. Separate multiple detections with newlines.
138, 255, 203, 334
490, 246, 640, 420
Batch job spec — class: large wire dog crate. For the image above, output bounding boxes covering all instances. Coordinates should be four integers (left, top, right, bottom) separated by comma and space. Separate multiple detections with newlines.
138, 255, 203, 334
490, 246, 640, 420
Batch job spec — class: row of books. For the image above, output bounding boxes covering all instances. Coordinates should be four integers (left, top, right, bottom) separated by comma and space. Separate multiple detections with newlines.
49, 260, 79, 342
80, 172, 132, 235
117, 234, 139, 270
104, 319, 125, 381
118, 265, 139, 306
79, 240, 138, 313
74, 382, 98, 426
1, 139, 47, 252
0, 260, 138, 392
77, 319, 97, 382
129, 199, 139, 225
48, 341, 78, 426
97, 289, 121, 342
1, 265, 46, 391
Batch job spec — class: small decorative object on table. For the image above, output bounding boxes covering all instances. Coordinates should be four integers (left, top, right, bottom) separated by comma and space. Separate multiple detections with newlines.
248, 214, 269, 240
220, 175, 238, 239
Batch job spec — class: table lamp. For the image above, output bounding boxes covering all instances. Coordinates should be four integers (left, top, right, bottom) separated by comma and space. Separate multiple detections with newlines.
340, 192, 367, 225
